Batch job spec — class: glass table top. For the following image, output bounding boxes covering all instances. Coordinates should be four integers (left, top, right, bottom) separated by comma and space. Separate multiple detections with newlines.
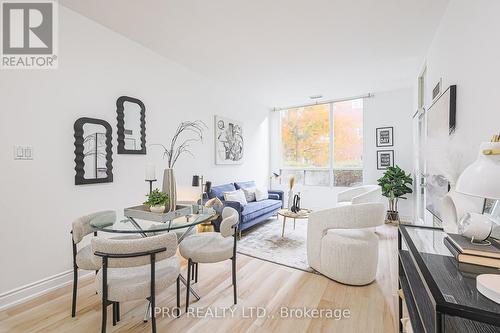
400, 225, 500, 318
90, 207, 216, 234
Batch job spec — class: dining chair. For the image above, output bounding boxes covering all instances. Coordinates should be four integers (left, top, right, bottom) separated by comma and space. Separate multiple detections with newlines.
179, 207, 239, 311
91, 232, 181, 333
71, 210, 115, 317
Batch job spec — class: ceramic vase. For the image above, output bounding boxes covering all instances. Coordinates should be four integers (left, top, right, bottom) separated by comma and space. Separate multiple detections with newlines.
162, 168, 177, 212
287, 189, 294, 209
150, 205, 165, 214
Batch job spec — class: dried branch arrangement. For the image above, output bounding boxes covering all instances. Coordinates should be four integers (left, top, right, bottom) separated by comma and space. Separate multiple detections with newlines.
151, 120, 207, 168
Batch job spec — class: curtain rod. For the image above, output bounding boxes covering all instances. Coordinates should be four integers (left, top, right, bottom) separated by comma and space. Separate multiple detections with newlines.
271, 93, 373, 111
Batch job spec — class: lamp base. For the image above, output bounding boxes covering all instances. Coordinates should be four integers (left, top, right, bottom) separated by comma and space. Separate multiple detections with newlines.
477, 274, 500, 304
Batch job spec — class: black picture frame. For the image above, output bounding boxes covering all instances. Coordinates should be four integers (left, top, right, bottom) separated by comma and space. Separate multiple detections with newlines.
116, 96, 146, 154
377, 150, 394, 170
376, 127, 394, 147
74, 117, 113, 185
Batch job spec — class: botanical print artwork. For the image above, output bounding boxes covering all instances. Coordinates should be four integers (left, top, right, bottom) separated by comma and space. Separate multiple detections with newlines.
215, 115, 244, 164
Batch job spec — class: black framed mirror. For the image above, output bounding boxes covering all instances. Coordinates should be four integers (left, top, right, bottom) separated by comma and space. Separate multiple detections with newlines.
74, 117, 113, 185
116, 96, 146, 154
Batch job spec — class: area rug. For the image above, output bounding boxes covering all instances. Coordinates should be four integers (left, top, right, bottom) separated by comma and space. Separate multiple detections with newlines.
237, 216, 314, 272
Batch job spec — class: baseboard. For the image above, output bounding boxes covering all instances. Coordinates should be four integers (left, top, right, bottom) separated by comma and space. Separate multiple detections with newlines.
0, 269, 93, 311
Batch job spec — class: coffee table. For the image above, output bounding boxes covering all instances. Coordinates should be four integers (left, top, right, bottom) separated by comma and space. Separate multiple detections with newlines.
277, 208, 312, 237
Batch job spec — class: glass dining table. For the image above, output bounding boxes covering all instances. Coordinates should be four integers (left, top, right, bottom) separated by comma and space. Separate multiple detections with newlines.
89, 205, 217, 319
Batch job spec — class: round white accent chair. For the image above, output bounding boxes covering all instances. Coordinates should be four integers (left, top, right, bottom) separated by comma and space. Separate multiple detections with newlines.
71, 210, 115, 317
91, 232, 180, 333
307, 203, 385, 285
179, 207, 239, 311
336, 185, 382, 206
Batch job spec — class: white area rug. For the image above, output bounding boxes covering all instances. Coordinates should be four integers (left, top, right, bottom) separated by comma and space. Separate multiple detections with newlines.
237, 216, 313, 272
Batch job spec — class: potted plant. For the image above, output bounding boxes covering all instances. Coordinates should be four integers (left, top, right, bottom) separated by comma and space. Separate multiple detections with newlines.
144, 189, 170, 213
377, 165, 413, 223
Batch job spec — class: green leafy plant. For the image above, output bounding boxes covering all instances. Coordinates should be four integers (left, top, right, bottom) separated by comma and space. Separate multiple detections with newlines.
377, 165, 413, 218
144, 189, 169, 207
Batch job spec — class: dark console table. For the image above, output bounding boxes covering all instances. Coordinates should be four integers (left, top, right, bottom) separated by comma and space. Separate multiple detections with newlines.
398, 224, 500, 333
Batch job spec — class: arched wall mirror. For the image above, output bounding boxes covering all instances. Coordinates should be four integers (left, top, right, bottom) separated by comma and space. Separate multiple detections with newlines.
74, 117, 113, 185
116, 96, 146, 154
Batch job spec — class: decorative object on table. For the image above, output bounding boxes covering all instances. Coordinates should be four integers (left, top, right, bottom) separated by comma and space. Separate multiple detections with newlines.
290, 193, 301, 213
214, 115, 243, 164
454, 134, 500, 304
151, 120, 207, 212
477, 275, 500, 304
116, 96, 146, 154
425, 85, 457, 220
74, 117, 113, 185
277, 208, 311, 237
376, 127, 393, 147
145, 164, 157, 194
125, 203, 193, 223
431, 77, 442, 102
443, 233, 500, 268
377, 165, 413, 223
192, 175, 212, 205
287, 175, 295, 209
376, 150, 394, 170
458, 212, 493, 244
144, 188, 169, 213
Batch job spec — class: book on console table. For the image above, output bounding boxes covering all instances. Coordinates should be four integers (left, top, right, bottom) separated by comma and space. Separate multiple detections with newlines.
444, 234, 500, 268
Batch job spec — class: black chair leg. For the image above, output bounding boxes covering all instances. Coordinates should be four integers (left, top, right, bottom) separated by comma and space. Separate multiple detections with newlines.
195, 263, 198, 283
186, 259, 192, 312
101, 301, 107, 333
116, 302, 120, 322
176, 276, 181, 317
232, 257, 237, 305
71, 266, 78, 317
112, 302, 117, 326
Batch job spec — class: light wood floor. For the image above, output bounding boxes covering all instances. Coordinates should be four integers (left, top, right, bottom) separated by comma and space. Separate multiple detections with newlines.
0, 225, 398, 333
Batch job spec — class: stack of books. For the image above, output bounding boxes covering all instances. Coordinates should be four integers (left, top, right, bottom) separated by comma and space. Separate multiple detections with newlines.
444, 234, 500, 268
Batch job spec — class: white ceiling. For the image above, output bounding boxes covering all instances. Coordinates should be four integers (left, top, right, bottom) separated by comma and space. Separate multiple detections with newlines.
60, 0, 449, 107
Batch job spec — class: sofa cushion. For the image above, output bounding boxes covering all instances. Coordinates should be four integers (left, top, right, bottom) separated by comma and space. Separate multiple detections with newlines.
241, 199, 282, 223
209, 183, 236, 200
234, 181, 257, 190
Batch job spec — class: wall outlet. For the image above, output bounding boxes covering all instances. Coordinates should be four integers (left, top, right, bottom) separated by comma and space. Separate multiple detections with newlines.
14, 145, 34, 160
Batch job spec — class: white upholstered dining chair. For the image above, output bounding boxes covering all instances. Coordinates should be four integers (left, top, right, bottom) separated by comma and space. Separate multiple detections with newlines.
336, 185, 382, 206
91, 232, 180, 333
307, 203, 385, 285
179, 207, 239, 311
71, 210, 115, 317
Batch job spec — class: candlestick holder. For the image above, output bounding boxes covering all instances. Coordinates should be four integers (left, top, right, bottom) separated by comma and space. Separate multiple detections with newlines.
145, 179, 157, 195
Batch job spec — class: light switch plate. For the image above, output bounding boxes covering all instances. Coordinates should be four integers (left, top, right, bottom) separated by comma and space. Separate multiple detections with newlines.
14, 145, 33, 160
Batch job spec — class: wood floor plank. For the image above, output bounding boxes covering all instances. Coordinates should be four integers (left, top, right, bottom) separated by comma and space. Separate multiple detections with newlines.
0, 225, 398, 333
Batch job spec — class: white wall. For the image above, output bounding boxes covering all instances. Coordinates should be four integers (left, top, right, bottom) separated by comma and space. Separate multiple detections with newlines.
269, 88, 414, 216
420, 0, 500, 164
0, 6, 269, 300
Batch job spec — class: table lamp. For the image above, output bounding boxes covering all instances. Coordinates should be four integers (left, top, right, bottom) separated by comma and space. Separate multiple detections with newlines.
455, 134, 500, 304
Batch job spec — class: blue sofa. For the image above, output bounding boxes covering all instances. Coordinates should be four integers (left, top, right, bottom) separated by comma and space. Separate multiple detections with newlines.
207, 181, 284, 232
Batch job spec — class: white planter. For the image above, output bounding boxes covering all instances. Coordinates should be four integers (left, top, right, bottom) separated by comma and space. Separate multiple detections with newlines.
150, 205, 165, 214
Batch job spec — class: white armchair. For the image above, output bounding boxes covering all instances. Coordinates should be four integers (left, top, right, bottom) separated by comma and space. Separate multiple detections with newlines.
337, 185, 382, 206
307, 203, 385, 285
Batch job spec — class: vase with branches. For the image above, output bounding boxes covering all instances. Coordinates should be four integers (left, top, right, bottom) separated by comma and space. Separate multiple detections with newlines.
151, 120, 207, 211
377, 165, 413, 223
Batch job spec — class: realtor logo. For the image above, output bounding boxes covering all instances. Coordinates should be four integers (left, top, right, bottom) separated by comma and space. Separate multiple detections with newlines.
1, 0, 58, 69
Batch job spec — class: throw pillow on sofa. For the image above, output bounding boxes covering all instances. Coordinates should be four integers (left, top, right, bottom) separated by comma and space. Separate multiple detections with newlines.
255, 187, 268, 201
242, 187, 257, 202
223, 189, 248, 206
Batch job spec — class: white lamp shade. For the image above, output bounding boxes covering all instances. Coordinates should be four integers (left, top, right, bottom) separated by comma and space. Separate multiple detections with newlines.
455, 141, 500, 200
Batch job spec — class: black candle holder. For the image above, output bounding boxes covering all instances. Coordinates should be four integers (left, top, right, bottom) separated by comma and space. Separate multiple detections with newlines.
146, 179, 157, 195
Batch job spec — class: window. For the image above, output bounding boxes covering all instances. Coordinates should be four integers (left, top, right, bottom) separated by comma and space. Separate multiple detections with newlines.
280, 99, 363, 187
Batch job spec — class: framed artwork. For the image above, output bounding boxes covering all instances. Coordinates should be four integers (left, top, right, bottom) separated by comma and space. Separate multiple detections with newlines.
425, 85, 457, 220
376, 127, 393, 147
214, 115, 244, 165
377, 150, 394, 170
